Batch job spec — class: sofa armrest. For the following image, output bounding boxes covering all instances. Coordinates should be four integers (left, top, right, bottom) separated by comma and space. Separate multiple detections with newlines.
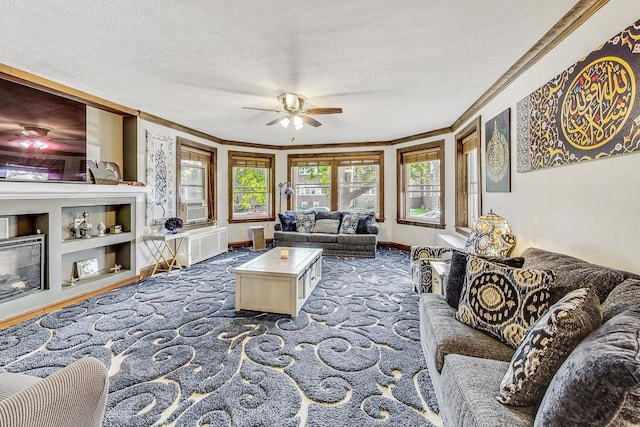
410, 245, 453, 262
0, 357, 109, 427
368, 223, 380, 235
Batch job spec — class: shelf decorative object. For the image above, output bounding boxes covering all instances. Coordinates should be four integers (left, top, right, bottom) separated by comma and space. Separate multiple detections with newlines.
72, 212, 93, 239
164, 217, 184, 234
76, 258, 99, 279
110, 264, 122, 273
97, 222, 106, 236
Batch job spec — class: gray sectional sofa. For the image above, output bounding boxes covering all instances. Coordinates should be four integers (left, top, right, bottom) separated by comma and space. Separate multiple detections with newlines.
273, 208, 379, 257
419, 247, 640, 426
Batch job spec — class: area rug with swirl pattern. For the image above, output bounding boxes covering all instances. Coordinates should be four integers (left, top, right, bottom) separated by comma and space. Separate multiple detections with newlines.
0, 248, 440, 426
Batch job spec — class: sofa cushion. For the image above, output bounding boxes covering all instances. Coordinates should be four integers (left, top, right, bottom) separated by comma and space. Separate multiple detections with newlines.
456, 256, 554, 348
498, 288, 601, 406
340, 214, 358, 234
445, 250, 525, 308
356, 212, 375, 234
315, 210, 343, 221
313, 219, 340, 234
522, 247, 639, 303
601, 278, 640, 323
295, 212, 315, 232
441, 354, 535, 427
307, 233, 337, 243
274, 230, 309, 243
336, 233, 376, 245
419, 293, 515, 373
535, 308, 640, 427
277, 212, 297, 232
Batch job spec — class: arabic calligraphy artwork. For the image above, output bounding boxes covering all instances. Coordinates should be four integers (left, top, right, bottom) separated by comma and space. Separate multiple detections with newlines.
146, 130, 176, 226
517, 20, 640, 172
486, 108, 511, 192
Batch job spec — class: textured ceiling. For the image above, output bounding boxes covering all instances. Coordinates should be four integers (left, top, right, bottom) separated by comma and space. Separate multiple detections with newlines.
0, 1, 582, 145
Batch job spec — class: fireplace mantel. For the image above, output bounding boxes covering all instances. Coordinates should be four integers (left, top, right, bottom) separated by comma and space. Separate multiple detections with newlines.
0, 181, 148, 199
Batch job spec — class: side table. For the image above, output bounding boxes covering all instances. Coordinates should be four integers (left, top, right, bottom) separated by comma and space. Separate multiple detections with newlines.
144, 232, 188, 277
430, 261, 450, 295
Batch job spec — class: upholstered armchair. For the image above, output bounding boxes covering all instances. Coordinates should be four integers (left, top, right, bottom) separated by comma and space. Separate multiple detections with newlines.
411, 210, 516, 294
0, 357, 109, 427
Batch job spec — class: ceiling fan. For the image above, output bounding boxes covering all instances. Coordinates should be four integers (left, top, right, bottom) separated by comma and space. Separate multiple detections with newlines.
242, 93, 342, 129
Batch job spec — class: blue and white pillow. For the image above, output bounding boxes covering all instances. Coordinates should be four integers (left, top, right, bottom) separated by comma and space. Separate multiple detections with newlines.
295, 212, 315, 232
340, 214, 358, 234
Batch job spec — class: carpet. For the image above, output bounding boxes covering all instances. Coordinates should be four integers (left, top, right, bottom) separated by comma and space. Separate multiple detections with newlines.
0, 248, 440, 426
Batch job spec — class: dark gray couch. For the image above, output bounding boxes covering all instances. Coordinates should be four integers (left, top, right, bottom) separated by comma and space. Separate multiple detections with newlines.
273, 208, 379, 257
419, 247, 640, 426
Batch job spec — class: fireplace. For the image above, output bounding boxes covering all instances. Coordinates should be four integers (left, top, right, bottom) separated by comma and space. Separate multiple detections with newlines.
0, 235, 45, 303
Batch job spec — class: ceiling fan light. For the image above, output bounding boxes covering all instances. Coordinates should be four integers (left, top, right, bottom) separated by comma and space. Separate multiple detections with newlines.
293, 115, 304, 130
19, 140, 32, 149
33, 139, 48, 149
280, 117, 290, 128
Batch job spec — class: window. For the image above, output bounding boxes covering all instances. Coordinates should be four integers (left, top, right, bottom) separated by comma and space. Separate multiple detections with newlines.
228, 151, 275, 222
397, 140, 445, 227
455, 118, 482, 234
176, 138, 216, 224
287, 152, 384, 218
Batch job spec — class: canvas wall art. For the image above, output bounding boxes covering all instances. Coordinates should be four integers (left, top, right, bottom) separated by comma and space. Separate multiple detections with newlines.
486, 108, 511, 192
517, 20, 640, 173
146, 130, 176, 226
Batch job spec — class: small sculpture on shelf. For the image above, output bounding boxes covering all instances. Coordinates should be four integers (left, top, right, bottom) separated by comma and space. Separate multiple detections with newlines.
63, 276, 79, 286
97, 222, 106, 237
110, 264, 122, 273
72, 211, 93, 239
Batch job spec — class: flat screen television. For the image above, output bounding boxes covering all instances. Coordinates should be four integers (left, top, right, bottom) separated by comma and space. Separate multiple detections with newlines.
0, 78, 87, 182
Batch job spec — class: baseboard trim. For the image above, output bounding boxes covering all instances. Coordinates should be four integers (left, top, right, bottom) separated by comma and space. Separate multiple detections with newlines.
0, 275, 140, 329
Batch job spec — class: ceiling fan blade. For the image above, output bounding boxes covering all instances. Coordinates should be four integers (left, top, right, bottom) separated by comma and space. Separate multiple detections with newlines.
305, 108, 343, 115
242, 107, 283, 113
300, 115, 322, 127
266, 116, 288, 126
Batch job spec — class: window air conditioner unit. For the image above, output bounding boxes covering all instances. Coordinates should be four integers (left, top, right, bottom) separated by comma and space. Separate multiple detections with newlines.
185, 201, 208, 223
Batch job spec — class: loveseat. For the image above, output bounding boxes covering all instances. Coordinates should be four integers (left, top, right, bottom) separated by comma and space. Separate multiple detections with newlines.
273, 208, 379, 257
418, 247, 640, 426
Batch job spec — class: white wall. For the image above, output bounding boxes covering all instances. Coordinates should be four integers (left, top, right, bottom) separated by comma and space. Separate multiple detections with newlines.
414, 1, 640, 273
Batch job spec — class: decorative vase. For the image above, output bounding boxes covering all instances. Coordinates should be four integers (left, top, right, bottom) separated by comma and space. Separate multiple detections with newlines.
97, 222, 106, 237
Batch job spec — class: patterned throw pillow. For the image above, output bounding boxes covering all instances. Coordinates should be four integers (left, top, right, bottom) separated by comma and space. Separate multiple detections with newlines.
295, 212, 315, 233
444, 250, 525, 308
340, 214, 358, 234
497, 288, 602, 406
456, 255, 554, 348
535, 308, 640, 427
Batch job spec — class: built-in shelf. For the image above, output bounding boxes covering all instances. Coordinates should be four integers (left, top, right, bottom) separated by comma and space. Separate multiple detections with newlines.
0, 184, 147, 322
62, 269, 133, 289
61, 232, 134, 253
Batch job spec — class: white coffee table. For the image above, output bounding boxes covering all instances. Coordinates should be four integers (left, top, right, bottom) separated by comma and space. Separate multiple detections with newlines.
234, 247, 323, 317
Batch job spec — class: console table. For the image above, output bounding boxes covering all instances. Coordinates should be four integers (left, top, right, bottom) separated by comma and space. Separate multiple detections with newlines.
144, 232, 188, 276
